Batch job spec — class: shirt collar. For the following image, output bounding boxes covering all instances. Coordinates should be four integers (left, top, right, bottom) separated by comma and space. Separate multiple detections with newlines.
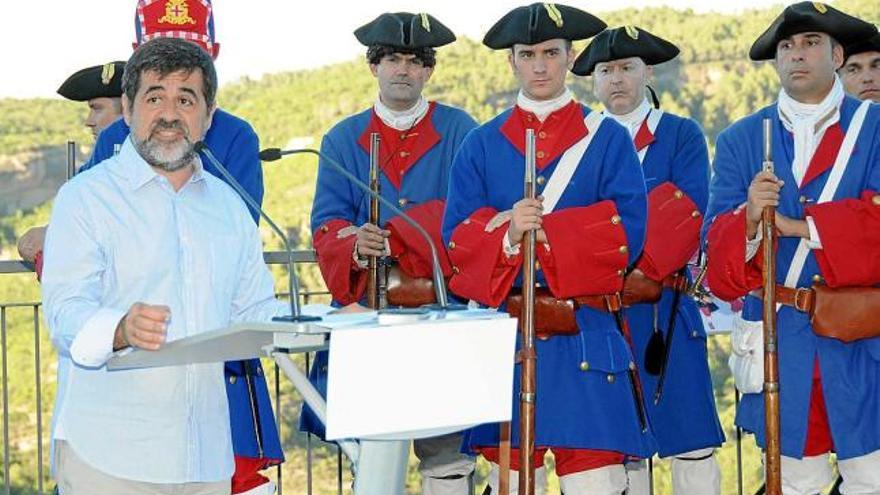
114, 136, 206, 191
604, 97, 652, 138
516, 87, 574, 122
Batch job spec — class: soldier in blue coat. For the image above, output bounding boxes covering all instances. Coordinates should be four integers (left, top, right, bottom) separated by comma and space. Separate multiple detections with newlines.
80, 2, 279, 494
442, 4, 655, 494
573, 27, 724, 494
704, 3, 880, 493
302, 12, 478, 495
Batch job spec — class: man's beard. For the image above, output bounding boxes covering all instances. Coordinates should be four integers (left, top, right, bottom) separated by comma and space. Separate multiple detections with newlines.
133, 118, 197, 172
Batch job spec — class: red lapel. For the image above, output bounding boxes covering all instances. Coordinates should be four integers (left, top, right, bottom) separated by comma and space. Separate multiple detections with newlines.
633, 116, 656, 151
357, 102, 441, 190
500, 101, 588, 170
800, 123, 844, 188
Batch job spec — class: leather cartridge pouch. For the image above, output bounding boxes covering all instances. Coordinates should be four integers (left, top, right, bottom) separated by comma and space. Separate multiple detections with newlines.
811, 285, 880, 343
506, 288, 623, 339
506, 288, 579, 339
385, 265, 437, 308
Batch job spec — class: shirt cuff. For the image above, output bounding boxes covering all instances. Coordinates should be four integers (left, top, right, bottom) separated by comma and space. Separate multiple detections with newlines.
805, 216, 822, 249
352, 241, 368, 270
502, 233, 521, 257
745, 224, 762, 262
352, 239, 391, 269
69, 308, 127, 367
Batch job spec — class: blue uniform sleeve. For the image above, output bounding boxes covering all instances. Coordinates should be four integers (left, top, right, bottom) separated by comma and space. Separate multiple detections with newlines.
310, 131, 362, 232
211, 120, 264, 223
80, 118, 128, 172
672, 118, 711, 215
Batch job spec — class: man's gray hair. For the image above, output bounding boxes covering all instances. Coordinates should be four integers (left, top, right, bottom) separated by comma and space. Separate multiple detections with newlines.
122, 37, 218, 111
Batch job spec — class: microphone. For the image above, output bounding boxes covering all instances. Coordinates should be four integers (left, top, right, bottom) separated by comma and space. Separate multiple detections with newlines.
194, 141, 320, 323
260, 147, 465, 312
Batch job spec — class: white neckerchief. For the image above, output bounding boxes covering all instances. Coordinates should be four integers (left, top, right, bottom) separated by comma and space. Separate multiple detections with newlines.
777, 76, 845, 186
373, 95, 430, 131
605, 97, 651, 139
516, 87, 574, 122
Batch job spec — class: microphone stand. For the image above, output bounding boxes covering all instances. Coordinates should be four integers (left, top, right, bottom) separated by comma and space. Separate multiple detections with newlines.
195, 142, 320, 323
260, 147, 465, 312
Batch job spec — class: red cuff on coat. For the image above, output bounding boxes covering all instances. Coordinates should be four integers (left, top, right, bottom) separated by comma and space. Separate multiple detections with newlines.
447, 207, 521, 307
636, 182, 702, 281
313, 219, 366, 305
539, 201, 628, 298
386, 200, 452, 278
705, 209, 762, 301
805, 190, 880, 288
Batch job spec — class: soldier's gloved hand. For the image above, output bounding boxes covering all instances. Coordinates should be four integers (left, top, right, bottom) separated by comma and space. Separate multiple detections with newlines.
114, 303, 170, 351
507, 196, 544, 245
746, 170, 784, 239
355, 223, 390, 258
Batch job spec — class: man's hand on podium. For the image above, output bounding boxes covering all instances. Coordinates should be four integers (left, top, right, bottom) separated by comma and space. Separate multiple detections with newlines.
113, 303, 171, 351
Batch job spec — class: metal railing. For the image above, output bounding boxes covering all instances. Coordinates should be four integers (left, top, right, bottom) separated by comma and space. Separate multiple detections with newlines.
0, 254, 817, 495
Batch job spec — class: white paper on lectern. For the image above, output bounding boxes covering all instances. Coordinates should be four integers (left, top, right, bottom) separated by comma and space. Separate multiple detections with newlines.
325, 317, 517, 441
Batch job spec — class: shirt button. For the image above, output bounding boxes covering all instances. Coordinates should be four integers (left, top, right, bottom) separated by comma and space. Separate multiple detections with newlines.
674, 190, 684, 199
535, 260, 541, 270
611, 215, 621, 225
619, 245, 628, 254
799, 195, 808, 204
536, 151, 546, 159
453, 266, 460, 274
398, 198, 408, 207
812, 274, 824, 284
579, 361, 590, 371
228, 376, 237, 385
399, 151, 410, 158
691, 210, 701, 218
536, 176, 546, 185
538, 131, 547, 139
607, 374, 616, 383
447, 241, 456, 250
873, 195, 880, 206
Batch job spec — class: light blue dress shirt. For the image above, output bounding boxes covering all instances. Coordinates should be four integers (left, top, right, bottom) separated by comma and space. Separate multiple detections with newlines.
41, 137, 287, 483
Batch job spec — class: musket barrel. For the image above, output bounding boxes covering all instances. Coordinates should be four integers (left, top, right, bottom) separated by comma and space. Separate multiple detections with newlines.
367, 133, 381, 309
518, 129, 537, 495
761, 118, 782, 495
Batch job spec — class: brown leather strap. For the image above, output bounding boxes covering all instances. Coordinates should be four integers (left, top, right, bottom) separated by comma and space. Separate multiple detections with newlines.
752, 285, 815, 313
571, 292, 623, 313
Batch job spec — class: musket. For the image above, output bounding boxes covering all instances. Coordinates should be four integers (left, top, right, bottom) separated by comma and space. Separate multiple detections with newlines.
761, 118, 782, 495
518, 129, 538, 495
366, 132, 381, 309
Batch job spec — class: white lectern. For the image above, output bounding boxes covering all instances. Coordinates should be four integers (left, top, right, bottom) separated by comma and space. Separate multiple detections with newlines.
108, 308, 516, 495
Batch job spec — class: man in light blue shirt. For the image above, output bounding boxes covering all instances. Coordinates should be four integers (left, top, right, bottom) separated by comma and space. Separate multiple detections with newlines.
41, 37, 287, 494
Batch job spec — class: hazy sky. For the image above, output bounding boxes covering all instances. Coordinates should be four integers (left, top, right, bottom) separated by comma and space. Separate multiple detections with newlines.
0, 0, 790, 99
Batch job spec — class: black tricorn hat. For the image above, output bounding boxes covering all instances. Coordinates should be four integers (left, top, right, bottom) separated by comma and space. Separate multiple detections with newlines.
572, 26, 679, 76
483, 3, 606, 50
844, 31, 880, 61
749, 2, 878, 61
57, 61, 126, 102
354, 12, 456, 49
